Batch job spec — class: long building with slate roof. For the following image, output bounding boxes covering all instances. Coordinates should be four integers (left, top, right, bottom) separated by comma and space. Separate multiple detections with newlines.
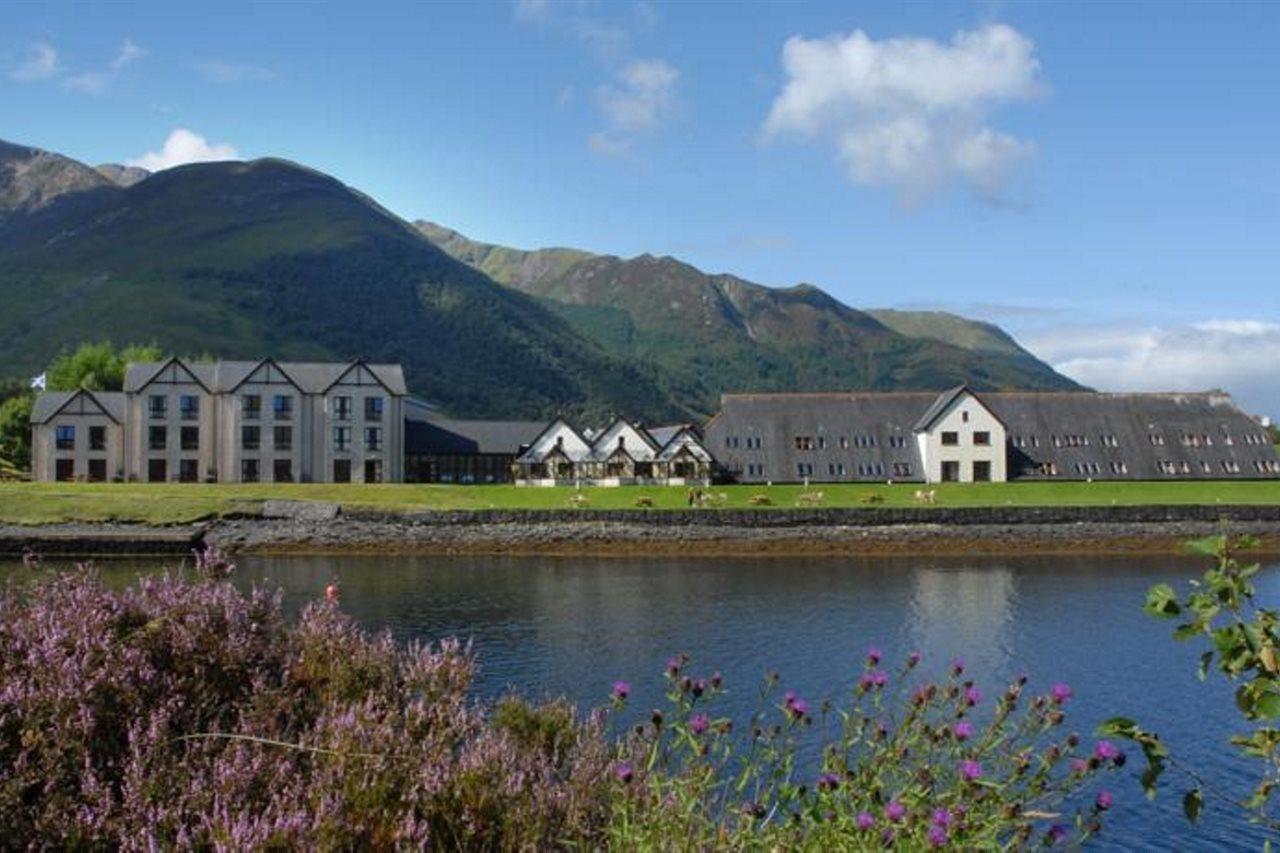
704, 387, 1280, 484
31, 357, 406, 483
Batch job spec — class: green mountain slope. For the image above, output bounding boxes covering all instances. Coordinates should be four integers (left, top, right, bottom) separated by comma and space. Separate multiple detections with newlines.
415, 221, 1082, 411
0, 142, 684, 420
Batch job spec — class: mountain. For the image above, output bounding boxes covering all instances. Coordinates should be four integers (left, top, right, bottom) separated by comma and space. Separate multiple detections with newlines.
94, 163, 150, 188
0, 136, 1080, 423
415, 221, 1082, 411
0, 141, 684, 420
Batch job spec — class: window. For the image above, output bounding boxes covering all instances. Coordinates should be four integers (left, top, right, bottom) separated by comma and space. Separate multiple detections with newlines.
149, 426, 167, 451
333, 459, 352, 483
889, 435, 907, 449
1222, 460, 1241, 474
1110, 461, 1129, 475
180, 395, 199, 421
796, 462, 814, 477
241, 459, 260, 483
973, 431, 991, 446
243, 395, 261, 420
149, 395, 167, 419
1100, 434, 1119, 448
55, 459, 75, 482
892, 462, 913, 477
273, 426, 293, 452
334, 396, 352, 421
181, 426, 200, 451
147, 459, 167, 483
817, 435, 827, 450
334, 426, 352, 451
364, 459, 383, 484
273, 459, 294, 483
364, 396, 384, 422
941, 431, 958, 446
941, 461, 960, 482
242, 425, 260, 451
794, 436, 814, 451
839, 436, 849, 449
1149, 433, 1166, 446
973, 461, 991, 482
273, 395, 293, 420
87, 459, 107, 482
89, 426, 106, 451
961, 411, 970, 423
55, 425, 75, 450
365, 427, 383, 452
178, 459, 199, 483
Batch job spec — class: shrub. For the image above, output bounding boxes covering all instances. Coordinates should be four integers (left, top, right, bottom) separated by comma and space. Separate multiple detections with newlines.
0, 563, 1124, 848
748, 494, 773, 506
633, 496, 655, 508
859, 492, 885, 505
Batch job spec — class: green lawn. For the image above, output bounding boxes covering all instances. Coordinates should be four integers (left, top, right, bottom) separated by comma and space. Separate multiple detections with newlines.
2, 480, 1280, 525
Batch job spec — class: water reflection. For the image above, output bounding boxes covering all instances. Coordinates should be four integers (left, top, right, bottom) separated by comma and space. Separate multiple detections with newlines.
1, 552, 1275, 849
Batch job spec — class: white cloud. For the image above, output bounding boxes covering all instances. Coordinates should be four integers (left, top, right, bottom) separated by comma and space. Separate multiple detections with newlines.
62, 71, 110, 94
514, 0, 548, 20
111, 39, 147, 70
126, 128, 240, 171
763, 24, 1044, 207
193, 58, 275, 83
10, 42, 59, 81
590, 58, 678, 155
1025, 319, 1280, 418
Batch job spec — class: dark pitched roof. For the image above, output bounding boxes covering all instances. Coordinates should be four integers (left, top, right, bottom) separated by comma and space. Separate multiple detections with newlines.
30, 389, 126, 424
913, 385, 969, 432
124, 359, 407, 395
406, 416, 546, 456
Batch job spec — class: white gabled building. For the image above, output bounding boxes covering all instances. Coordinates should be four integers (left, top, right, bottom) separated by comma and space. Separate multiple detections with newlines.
514, 419, 713, 486
912, 386, 1008, 483
30, 357, 406, 483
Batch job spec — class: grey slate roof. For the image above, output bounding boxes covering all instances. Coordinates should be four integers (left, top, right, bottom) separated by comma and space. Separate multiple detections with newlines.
406, 416, 546, 456
123, 359, 407, 395
913, 385, 969, 432
705, 390, 1277, 483
30, 389, 126, 424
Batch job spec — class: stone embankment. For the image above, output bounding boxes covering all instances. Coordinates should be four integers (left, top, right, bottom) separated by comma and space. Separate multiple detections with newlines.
5, 503, 1280, 558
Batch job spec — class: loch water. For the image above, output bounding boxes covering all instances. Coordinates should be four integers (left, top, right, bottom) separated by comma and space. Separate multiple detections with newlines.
6, 552, 1277, 850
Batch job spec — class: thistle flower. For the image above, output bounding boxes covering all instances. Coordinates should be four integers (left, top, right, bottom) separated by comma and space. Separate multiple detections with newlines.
615, 761, 633, 784
960, 760, 983, 781
866, 646, 882, 666
952, 721, 974, 742
1094, 740, 1119, 761
689, 713, 709, 735
784, 692, 809, 720
928, 825, 949, 847
885, 800, 906, 822
1095, 790, 1113, 810
1050, 682, 1073, 704
611, 681, 630, 701
816, 772, 840, 791
1047, 824, 1069, 844
964, 686, 982, 707
907, 650, 922, 668
951, 658, 965, 676
931, 807, 954, 827
856, 811, 875, 830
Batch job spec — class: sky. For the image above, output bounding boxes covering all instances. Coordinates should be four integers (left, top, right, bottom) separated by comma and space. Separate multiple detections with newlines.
3, 0, 1279, 416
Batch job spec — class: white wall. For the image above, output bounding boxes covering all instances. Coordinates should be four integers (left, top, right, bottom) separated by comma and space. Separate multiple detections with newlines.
917, 393, 1007, 483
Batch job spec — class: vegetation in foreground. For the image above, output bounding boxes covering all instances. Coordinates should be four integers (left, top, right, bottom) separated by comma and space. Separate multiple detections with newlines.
3, 479, 1280, 525
0, 551, 1120, 848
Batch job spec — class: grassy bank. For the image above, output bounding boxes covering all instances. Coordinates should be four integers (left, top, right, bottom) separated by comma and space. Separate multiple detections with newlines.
3, 480, 1280, 525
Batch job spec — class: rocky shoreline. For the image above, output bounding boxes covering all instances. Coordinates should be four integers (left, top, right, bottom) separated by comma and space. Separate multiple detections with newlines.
4, 502, 1280, 558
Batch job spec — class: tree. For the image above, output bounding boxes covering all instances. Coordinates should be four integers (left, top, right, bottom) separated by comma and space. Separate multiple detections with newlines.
45, 341, 164, 392
0, 393, 33, 475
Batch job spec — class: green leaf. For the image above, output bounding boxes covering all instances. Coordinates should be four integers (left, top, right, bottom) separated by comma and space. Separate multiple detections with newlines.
1256, 692, 1280, 720
1198, 651, 1213, 681
1185, 535, 1226, 558
1097, 717, 1138, 738
1183, 787, 1203, 823
1145, 584, 1182, 618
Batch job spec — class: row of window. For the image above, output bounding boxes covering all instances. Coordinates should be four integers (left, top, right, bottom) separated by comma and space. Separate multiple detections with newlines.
940, 431, 991, 446
791, 461, 914, 478
54, 425, 106, 451
786, 434, 911, 451
145, 394, 386, 422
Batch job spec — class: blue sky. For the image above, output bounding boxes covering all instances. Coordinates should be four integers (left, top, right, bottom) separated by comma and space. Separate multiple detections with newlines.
4, 1, 1279, 415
